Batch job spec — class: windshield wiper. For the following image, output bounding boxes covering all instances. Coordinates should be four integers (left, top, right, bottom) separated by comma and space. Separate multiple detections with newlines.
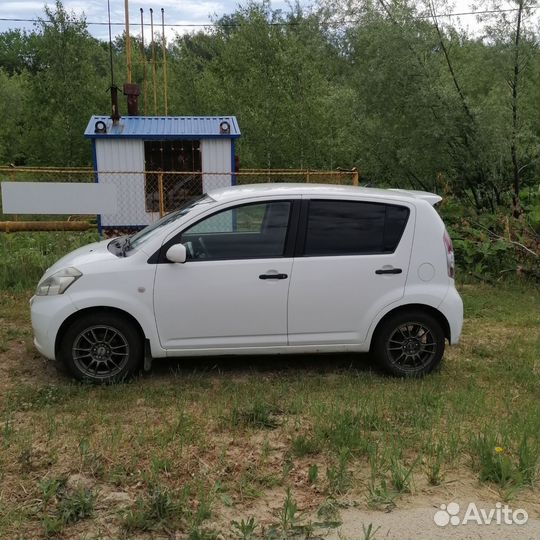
120, 236, 132, 257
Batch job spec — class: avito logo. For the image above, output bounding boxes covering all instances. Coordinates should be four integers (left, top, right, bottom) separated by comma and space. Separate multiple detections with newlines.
434, 502, 528, 527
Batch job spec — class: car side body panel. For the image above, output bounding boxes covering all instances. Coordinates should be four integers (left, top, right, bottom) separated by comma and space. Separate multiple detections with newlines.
51, 253, 165, 358
29, 184, 463, 369
287, 196, 416, 345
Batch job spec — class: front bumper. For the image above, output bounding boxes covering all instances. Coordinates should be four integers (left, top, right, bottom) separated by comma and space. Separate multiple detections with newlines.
30, 294, 77, 360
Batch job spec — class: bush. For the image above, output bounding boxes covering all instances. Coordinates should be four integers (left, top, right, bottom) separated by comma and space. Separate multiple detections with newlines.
440, 199, 539, 281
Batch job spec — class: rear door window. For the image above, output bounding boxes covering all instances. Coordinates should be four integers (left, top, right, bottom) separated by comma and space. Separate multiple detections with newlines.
303, 200, 409, 256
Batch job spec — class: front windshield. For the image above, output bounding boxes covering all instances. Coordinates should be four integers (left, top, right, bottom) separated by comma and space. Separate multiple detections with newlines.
130, 194, 213, 249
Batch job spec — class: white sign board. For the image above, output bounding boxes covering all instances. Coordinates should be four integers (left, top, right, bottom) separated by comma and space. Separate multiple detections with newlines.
1, 182, 117, 214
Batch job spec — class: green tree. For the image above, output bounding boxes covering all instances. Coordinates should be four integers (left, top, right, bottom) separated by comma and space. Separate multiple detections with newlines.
24, 0, 110, 165
0, 69, 30, 164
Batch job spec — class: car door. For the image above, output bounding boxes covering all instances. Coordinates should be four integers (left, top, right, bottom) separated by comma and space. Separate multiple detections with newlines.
287, 198, 414, 345
153, 199, 298, 350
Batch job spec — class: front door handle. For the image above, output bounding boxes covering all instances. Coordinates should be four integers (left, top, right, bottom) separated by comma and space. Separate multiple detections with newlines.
259, 273, 288, 280
375, 268, 402, 275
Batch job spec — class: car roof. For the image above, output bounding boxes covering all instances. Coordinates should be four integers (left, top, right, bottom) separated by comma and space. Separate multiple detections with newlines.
207, 183, 442, 206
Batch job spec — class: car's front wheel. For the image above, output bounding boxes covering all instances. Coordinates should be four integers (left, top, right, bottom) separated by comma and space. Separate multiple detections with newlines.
372, 310, 445, 377
59, 312, 143, 383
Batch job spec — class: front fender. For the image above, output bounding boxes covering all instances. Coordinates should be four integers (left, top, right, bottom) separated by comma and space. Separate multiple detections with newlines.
67, 291, 165, 358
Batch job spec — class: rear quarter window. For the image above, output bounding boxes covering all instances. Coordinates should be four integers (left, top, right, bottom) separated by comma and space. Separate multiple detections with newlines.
303, 200, 409, 256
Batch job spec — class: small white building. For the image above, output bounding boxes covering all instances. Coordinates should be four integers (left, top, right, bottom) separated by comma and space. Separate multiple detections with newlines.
84, 115, 240, 233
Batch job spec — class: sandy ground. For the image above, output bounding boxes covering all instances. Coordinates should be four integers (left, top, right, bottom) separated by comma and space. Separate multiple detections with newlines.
330, 504, 539, 540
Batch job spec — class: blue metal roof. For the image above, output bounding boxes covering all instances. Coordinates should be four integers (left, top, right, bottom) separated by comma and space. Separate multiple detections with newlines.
84, 115, 241, 139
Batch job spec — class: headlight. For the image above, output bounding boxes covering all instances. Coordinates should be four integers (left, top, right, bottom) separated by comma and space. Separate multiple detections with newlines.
35, 267, 82, 296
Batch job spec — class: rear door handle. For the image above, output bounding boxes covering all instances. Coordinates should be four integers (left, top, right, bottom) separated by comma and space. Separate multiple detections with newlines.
375, 268, 402, 275
259, 273, 288, 280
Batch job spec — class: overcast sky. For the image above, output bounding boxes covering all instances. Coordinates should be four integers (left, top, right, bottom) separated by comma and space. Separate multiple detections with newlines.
1, 0, 291, 40
0, 0, 534, 42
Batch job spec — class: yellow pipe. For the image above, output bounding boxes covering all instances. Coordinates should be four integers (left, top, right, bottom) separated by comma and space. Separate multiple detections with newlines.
150, 8, 157, 115
124, 0, 132, 83
0, 221, 93, 233
161, 8, 168, 115
352, 167, 360, 186
0, 167, 356, 177
0, 167, 93, 174
158, 173, 165, 217
140, 8, 147, 115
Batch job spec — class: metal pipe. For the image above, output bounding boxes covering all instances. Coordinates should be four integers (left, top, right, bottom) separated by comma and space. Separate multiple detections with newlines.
107, 0, 114, 89
158, 173, 165, 217
124, 0, 132, 83
161, 8, 168, 115
140, 8, 147, 115
107, 0, 119, 124
110, 85, 120, 123
150, 8, 157, 115
352, 167, 359, 186
0, 221, 93, 233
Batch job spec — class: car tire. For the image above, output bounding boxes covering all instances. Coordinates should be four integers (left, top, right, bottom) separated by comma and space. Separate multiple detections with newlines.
59, 312, 143, 383
372, 310, 445, 377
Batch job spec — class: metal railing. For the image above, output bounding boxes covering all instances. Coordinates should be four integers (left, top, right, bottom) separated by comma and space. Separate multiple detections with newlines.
0, 166, 359, 229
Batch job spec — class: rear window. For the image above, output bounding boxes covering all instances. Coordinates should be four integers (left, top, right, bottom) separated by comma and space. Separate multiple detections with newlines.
303, 200, 409, 256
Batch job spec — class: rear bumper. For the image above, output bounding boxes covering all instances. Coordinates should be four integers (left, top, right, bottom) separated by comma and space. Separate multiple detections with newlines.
438, 285, 463, 345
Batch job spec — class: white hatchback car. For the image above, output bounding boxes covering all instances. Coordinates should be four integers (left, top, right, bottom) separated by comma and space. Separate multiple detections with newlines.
31, 183, 463, 382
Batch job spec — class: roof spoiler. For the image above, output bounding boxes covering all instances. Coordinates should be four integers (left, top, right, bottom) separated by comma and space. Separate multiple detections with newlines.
388, 189, 442, 206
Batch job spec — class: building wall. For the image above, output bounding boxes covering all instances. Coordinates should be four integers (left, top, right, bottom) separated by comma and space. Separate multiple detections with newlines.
201, 139, 233, 193
95, 137, 234, 228
95, 139, 152, 227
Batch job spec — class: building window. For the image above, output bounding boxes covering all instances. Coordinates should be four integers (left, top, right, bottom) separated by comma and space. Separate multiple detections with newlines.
144, 140, 202, 213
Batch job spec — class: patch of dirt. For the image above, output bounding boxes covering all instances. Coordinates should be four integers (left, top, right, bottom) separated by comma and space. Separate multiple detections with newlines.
328, 470, 540, 540
329, 471, 539, 540
173, 463, 540, 540
0, 335, 65, 397
66, 473, 96, 491
331, 504, 539, 540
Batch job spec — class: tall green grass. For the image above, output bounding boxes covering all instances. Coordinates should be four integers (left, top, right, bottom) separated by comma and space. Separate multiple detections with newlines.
0, 231, 99, 290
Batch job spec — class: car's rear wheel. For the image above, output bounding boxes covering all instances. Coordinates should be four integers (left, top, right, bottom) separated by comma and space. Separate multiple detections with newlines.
372, 310, 445, 377
59, 312, 143, 383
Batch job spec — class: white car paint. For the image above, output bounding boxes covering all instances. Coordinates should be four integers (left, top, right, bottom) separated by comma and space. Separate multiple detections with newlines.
31, 183, 463, 367
287, 197, 415, 346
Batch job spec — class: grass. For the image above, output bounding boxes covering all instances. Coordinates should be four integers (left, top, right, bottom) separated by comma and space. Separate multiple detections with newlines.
57, 487, 96, 525
367, 478, 396, 511
326, 449, 352, 495
38, 482, 95, 536
277, 488, 299, 534
0, 231, 98, 291
362, 523, 381, 540
0, 232, 538, 538
290, 435, 321, 458
231, 516, 258, 539
229, 400, 282, 429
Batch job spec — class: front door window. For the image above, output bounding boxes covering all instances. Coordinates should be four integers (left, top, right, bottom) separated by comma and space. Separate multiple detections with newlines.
180, 201, 292, 260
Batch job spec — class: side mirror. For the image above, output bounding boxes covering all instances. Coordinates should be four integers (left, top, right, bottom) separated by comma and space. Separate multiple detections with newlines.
165, 244, 187, 264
